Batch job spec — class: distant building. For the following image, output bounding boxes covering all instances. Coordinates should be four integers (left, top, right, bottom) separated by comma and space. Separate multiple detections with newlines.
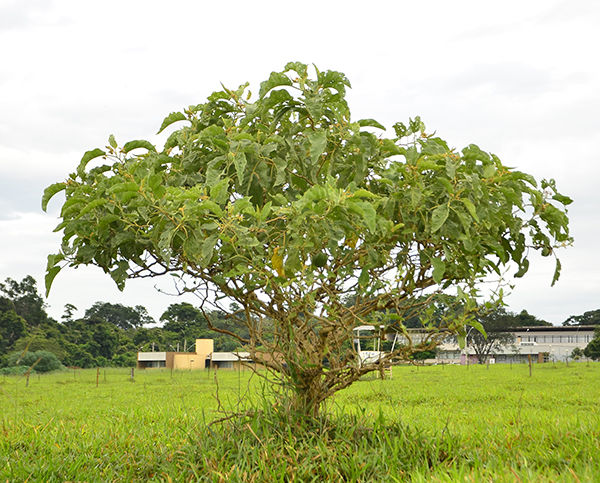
433, 325, 596, 364
137, 339, 256, 370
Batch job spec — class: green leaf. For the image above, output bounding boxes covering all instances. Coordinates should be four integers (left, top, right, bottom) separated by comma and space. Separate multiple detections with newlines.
514, 258, 529, 278
233, 151, 247, 184
552, 194, 573, 206
457, 333, 466, 350
308, 131, 327, 164
381, 139, 403, 156
348, 200, 377, 232
164, 131, 180, 151
77, 148, 105, 177
98, 214, 120, 228
358, 118, 385, 130
123, 140, 156, 154
42, 182, 66, 211
483, 164, 496, 178
210, 178, 230, 205
438, 178, 453, 194
259, 71, 293, 99
431, 204, 449, 233
77, 198, 107, 218
109, 182, 138, 194
284, 61, 308, 77
460, 198, 479, 222
45, 266, 61, 297
201, 234, 218, 267
157, 111, 186, 134
431, 257, 446, 284
148, 174, 163, 194
551, 258, 561, 287
468, 320, 486, 337
358, 268, 369, 288
108, 134, 117, 149
351, 189, 379, 200
45, 253, 64, 296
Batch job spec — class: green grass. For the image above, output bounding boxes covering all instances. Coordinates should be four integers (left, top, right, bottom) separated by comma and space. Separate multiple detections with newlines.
1, 363, 599, 481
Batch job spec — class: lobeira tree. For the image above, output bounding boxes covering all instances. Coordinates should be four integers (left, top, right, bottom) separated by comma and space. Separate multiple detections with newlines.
43, 62, 571, 418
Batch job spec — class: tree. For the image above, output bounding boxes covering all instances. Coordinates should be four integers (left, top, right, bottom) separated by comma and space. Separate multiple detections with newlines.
84, 301, 154, 329
61, 303, 78, 323
160, 303, 208, 333
511, 309, 552, 327
12, 326, 67, 360
0, 297, 28, 353
5, 350, 63, 373
571, 347, 584, 360
0, 276, 48, 326
44, 63, 571, 419
160, 303, 248, 351
563, 309, 600, 327
584, 328, 600, 360
468, 307, 517, 364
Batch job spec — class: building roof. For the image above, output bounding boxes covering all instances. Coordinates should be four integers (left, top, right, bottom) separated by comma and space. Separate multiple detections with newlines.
511, 325, 596, 333
138, 352, 166, 361
210, 352, 251, 362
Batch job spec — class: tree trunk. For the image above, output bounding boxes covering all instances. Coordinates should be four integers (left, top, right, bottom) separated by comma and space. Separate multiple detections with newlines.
287, 369, 325, 421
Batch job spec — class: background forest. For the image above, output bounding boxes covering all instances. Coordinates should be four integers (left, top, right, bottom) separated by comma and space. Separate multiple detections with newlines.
2, 275, 599, 372
0, 275, 249, 371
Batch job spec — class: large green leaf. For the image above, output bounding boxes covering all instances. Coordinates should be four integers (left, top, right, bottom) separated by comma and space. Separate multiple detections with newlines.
157, 111, 186, 134
551, 258, 562, 287
233, 151, 247, 184
460, 198, 479, 222
42, 182, 66, 211
77, 148, 105, 177
358, 118, 385, 130
431, 257, 446, 284
514, 258, 529, 278
44, 253, 64, 296
308, 131, 327, 164
259, 71, 293, 99
123, 140, 156, 154
431, 204, 449, 233
45, 266, 61, 297
552, 193, 573, 206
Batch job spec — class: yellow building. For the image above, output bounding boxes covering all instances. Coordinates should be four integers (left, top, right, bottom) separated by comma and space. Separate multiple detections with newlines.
137, 339, 214, 369
137, 339, 256, 370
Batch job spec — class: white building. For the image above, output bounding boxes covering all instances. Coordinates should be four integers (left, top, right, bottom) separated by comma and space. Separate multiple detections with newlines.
434, 325, 595, 364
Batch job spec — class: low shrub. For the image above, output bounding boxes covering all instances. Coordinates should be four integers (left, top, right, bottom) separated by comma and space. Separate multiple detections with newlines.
5, 350, 63, 373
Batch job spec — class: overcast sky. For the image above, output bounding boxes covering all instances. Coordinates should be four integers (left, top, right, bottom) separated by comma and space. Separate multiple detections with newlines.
1, 0, 598, 324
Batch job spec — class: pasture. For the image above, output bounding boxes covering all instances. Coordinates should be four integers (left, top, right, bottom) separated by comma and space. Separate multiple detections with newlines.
1, 363, 599, 481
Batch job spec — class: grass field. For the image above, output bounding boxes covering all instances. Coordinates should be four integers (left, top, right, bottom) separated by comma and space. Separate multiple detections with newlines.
1, 362, 599, 481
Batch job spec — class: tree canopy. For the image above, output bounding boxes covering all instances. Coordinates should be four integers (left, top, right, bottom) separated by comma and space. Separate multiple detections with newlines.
84, 301, 154, 330
43, 62, 572, 418
563, 309, 600, 327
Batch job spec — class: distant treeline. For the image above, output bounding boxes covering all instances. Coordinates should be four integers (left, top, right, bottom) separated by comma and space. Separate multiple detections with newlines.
1, 275, 599, 370
0, 276, 248, 369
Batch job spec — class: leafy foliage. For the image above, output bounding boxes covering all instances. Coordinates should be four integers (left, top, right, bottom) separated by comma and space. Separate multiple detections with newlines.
0, 276, 48, 326
468, 307, 517, 364
5, 350, 63, 373
84, 302, 154, 330
563, 309, 600, 327
584, 328, 600, 360
0, 275, 247, 369
43, 62, 572, 417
